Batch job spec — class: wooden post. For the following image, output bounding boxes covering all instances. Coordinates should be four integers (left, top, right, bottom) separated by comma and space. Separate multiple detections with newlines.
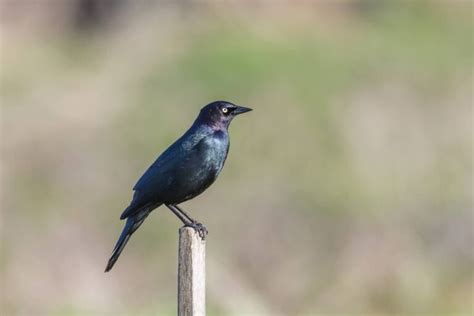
178, 227, 206, 316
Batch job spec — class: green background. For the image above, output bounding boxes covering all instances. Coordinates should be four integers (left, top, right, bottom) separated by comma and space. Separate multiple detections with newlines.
1, 1, 472, 315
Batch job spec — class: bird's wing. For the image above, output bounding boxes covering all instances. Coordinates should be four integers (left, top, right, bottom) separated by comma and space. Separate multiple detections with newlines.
120, 131, 207, 219
120, 147, 182, 219
133, 146, 180, 191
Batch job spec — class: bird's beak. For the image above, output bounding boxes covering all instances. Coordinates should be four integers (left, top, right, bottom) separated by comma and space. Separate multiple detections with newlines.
233, 105, 253, 115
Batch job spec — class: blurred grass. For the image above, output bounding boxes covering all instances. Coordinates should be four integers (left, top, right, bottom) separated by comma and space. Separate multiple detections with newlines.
1, 1, 473, 315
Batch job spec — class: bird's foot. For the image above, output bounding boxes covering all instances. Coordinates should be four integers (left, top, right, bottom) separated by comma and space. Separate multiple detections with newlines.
185, 221, 208, 240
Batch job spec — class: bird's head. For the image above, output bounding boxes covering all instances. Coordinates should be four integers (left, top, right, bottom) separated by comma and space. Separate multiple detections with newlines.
197, 101, 252, 129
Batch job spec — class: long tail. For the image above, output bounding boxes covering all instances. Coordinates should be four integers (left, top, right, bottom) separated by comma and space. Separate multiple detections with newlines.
105, 210, 149, 272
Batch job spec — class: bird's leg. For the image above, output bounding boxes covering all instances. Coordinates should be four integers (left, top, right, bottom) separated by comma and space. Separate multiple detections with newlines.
172, 204, 208, 239
165, 204, 191, 226
173, 204, 196, 223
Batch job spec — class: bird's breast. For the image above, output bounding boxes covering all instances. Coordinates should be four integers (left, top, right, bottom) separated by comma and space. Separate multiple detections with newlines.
201, 131, 229, 173
164, 131, 229, 203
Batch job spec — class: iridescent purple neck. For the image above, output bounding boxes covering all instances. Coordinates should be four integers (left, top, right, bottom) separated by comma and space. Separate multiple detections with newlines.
194, 115, 230, 131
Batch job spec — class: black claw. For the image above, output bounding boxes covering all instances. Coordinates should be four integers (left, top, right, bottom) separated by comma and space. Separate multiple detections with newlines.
185, 222, 208, 240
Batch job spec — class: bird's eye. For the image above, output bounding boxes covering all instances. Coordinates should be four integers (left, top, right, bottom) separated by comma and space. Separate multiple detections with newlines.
222, 107, 229, 114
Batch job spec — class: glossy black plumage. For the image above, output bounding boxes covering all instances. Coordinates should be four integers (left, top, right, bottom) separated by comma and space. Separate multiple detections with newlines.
105, 101, 252, 272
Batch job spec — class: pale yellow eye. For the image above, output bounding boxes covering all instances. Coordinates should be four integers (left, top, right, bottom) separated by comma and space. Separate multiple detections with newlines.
222, 107, 228, 114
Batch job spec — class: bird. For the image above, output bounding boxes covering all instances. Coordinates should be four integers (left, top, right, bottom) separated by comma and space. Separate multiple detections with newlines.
105, 101, 252, 272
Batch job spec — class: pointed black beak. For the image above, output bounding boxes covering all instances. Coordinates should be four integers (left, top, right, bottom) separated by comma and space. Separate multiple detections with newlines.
233, 105, 253, 115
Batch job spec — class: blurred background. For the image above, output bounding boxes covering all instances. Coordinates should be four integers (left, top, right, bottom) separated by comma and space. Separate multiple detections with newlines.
1, 1, 472, 315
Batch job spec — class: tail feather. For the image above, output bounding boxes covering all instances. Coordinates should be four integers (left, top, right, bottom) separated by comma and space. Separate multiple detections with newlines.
105, 211, 149, 272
